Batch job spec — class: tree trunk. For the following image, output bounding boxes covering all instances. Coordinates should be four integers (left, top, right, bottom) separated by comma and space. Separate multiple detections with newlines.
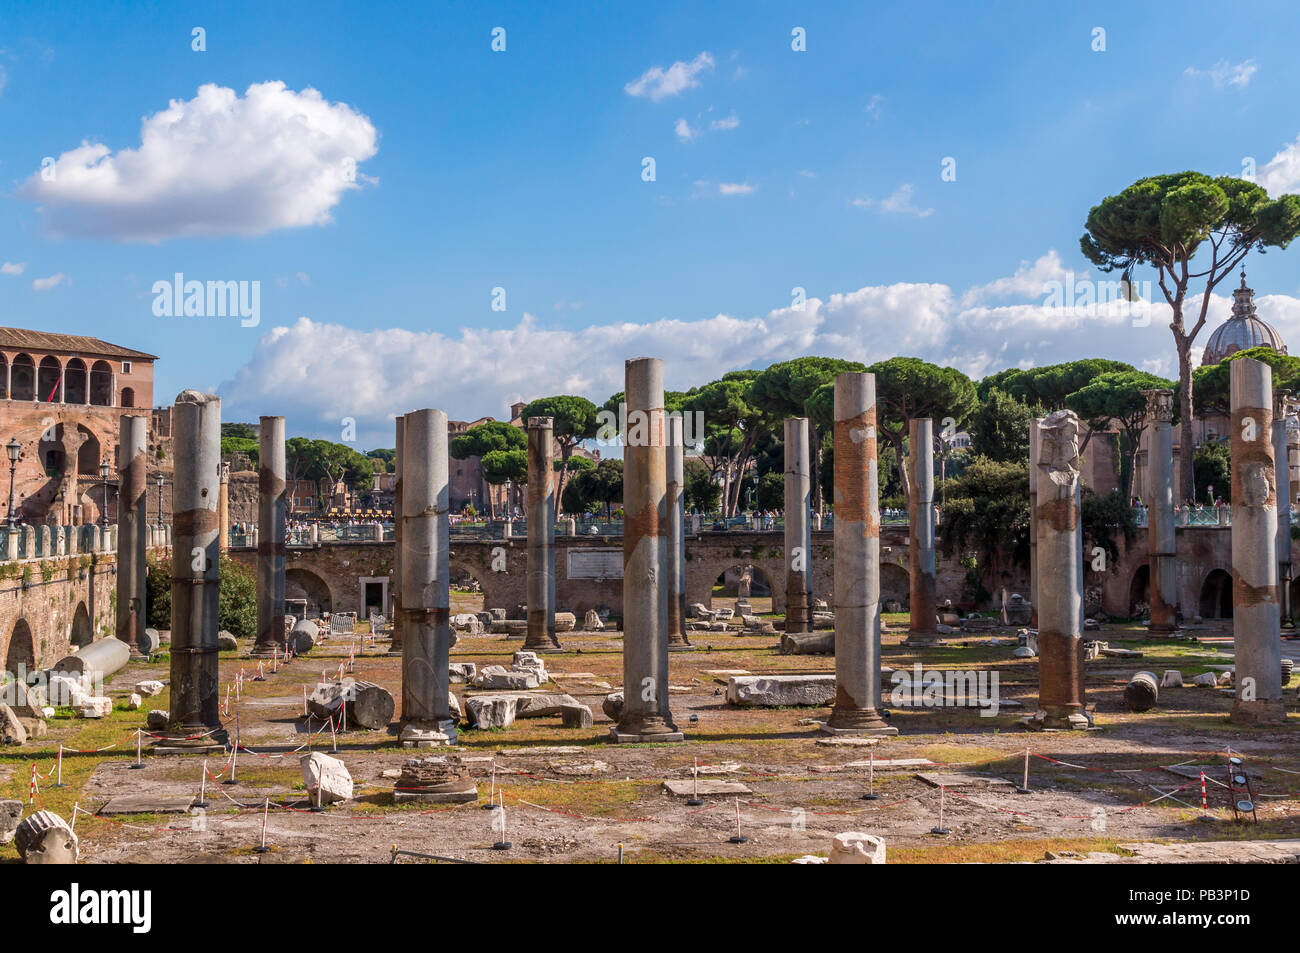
1176, 338, 1195, 503
810, 428, 823, 513
721, 464, 732, 518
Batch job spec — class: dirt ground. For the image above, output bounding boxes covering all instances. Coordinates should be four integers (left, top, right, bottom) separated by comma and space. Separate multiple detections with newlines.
6, 605, 1300, 865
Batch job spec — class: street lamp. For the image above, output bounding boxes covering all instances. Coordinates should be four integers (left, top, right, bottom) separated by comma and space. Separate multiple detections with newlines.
98, 458, 110, 527
5, 438, 20, 528
155, 472, 165, 528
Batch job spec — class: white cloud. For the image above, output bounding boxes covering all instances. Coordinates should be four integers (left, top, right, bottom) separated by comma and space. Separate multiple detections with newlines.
224, 249, 1265, 445
1, 262, 26, 276
1257, 131, 1300, 196
674, 118, 698, 142
18, 81, 378, 242
625, 52, 714, 101
32, 272, 68, 291
718, 182, 754, 196
852, 183, 933, 218
709, 113, 740, 131
864, 93, 884, 120
1184, 58, 1257, 89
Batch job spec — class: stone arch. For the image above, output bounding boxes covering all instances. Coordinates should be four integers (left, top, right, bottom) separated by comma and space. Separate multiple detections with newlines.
10, 353, 35, 401
880, 561, 909, 610
1199, 568, 1232, 620
37, 356, 61, 403
71, 602, 93, 648
5, 618, 35, 678
449, 558, 489, 612
1128, 565, 1150, 617
64, 358, 88, 405
89, 360, 113, 406
0, 353, 7, 400
286, 567, 334, 618
712, 563, 773, 599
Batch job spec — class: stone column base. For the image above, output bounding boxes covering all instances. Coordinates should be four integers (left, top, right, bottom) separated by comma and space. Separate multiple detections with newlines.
393, 779, 478, 803
820, 708, 897, 736
667, 644, 698, 653
902, 632, 943, 648
150, 728, 229, 755
1230, 700, 1288, 726
248, 642, 286, 659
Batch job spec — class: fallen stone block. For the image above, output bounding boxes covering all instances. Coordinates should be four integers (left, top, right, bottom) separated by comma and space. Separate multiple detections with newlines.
146, 710, 169, 731
393, 757, 477, 803
472, 666, 541, 690
561, 703, 594, 728
829, 832, 886, 864
0, 703, 27, 745
217, 631, 239, 652
792, 855, 829, 864
511, 650, 549, 681
301, 751, 353, 804
726, 674, 835, 707
602, 691, 624, 722
583, 609, 605, 631
1124, 671, 1159, 712
662, 778, 751, 797
127, 693, 143, 711
136, 680, 165, 697
0, 799, 22, 843
1161, 670, 1183, 688
1193, 671, 1219, 687
449, 662, 477, 683
554, 611, 576, 633
289, 620, 317, 655
780, 631, 834, 655
77, 697, 113, 719
466, 695, 519, 729
515, 692, 581, 718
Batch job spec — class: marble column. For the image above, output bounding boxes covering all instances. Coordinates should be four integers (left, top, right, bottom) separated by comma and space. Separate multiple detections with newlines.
1274, 392, 1294, 630
783, 417, 813, 635
399, 408, 456, 746
1029, 417, 1042, 630
218, 463, 230, 553
252, 416, 287, 657
905, 418, 939, 645
115, 415, 148, 657
389, 416, 404, 655
611, 357, 683, 742
1027, 410, 1088, 730
1230, 358, 1285, 724
524, 415, 560, 650
823, 372, 896, 736
666, 414, 691, 648
165, 391, 226, 744
1142, 390, 1178, 635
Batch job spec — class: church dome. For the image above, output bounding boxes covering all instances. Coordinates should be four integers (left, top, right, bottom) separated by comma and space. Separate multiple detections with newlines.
1201, 270, 1286, 365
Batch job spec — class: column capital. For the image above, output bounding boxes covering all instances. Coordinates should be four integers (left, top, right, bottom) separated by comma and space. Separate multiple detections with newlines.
1142, 388, 1175, 423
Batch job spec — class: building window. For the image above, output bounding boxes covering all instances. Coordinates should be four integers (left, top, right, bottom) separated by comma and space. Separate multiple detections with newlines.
122, 361, 132, 374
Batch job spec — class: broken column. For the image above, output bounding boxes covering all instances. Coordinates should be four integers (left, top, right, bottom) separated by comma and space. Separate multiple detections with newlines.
399, 408, 457, 745
164, 390, 226, 745
524, 415, 560, 650
218, 462, 230, 553
1027, 410, 1088, 730
115, 415, 148, 657
1142, 389, 1178, 635
389, 415, 404, 656
1230, 357, 1285, 724
1274, 392, 1294, 630
822, 372, 895, 736
252, 415, 287, 657
1028, 416, 1042, 629
667, 413, 691, 648
905, 417, 939, 645
611, 357, 683, 743
783, 417, 813, 636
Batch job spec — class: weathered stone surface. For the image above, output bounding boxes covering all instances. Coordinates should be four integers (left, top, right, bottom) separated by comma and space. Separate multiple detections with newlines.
554, 611, 577, 633
583, 609, 605, 631
136, 680, 165, 697
471, 666, 541, 690
560, 703, 594, 728
448, 691, 462, 722
602, 691, 624, 721
301, 752, 353, 804
14, 811, 77, 864
127, 693, 144, 710
0, 799, 22, 843
726, 674, 836, 707
466, 695, 518, 729
511, 650, 548, 681
18, 718, 47, 739
1124, 672, 1159, 712
1193, 672, 1220, 687
1161, 670, 1184, 688
829, 832, 886, 864
217, 631, 239, 652
289, 620, 317, 655
662, 778, 751, 796
515, 692, 581, 717
138, 628, 161, 655
0, 704, 27, 745
781, 631, 834, 655
77, 696, 113, 719
448, 662, 477, 683
146, 710, 169, 731
48, 673, 89, 707
393, 757, 478, 803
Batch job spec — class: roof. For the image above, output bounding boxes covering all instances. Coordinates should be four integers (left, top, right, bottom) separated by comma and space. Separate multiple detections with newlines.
1200, 272, 1286, 366
0, 327, 158, 361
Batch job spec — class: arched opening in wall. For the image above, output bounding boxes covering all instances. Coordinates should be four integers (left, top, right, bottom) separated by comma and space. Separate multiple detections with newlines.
449, 563, 486, 613
5, 619, 35, 679
1199, 569, 1233, 620
286, 568, 333, 619
64, 358, 87, 405
0, 354, 8, 400
880, 562, 910, 613
1128, 565, 1150, 618
120, 387, 135, 408
76, 426, 103, 477
38, 423, 66, 480
37, 357, 61, 403
10, 354, 35, 401
71, 602, 93, 648
712, 564, 773, 612
89, 360, 113, 406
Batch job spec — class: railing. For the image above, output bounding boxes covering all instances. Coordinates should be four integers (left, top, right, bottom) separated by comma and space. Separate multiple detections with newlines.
1132, 504, 1300, 528
0, 523, 172, 561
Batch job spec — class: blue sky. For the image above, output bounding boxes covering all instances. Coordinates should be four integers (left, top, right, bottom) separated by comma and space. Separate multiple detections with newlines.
4, 0, 1300, 446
